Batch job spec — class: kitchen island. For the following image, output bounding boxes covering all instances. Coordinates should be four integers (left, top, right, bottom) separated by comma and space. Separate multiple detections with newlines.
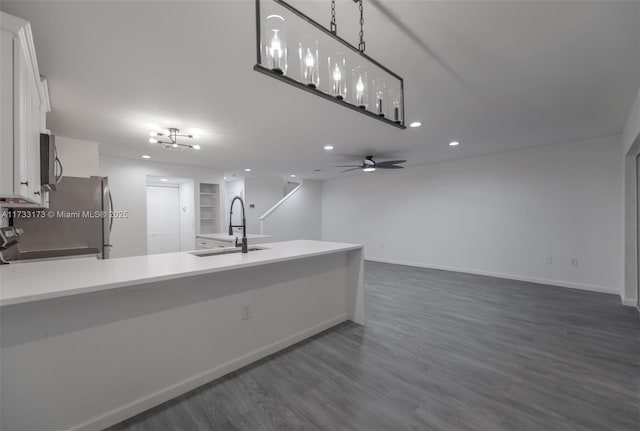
0, 240, 364, 430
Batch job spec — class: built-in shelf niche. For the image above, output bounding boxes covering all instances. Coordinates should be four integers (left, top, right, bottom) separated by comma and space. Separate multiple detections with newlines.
199, 183, 219, 234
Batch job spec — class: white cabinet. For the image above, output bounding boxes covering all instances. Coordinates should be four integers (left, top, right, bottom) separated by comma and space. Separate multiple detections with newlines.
0, 12, 50, 207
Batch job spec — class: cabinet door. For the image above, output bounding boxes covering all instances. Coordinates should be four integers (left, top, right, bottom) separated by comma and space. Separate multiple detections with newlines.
13, 40, 32, 201
28, 78, 42, 205
0, 30, 14, 196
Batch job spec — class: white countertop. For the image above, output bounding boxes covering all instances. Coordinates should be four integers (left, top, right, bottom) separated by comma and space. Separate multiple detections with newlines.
196, 233, 272, 242
0, 240, 362, 307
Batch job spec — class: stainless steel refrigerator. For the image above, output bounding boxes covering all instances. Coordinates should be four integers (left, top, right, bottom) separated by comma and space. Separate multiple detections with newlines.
10, 176, 113, 261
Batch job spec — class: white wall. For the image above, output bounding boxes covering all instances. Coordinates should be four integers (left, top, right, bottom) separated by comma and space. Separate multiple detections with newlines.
262, 180, 322, 241
322, 135, 624, 294
244, 177, 284, 234
55, 136, 100, 177
100, 155, 223, 258
178, 180, 195, 251
223, 177, 322, 241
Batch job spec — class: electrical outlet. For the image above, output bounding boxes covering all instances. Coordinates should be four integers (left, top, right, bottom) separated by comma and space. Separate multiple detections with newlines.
241, 305, 251, 320
570, 258, 578, 267
544, 256, 552, 264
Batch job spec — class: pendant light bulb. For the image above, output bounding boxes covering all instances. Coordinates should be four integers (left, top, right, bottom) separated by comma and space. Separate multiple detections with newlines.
305, 49, 315, 68
352, 66, 368, 108
264, 15, 287, 74
270, 30, 282, 59
329, 53, 346, 99
333, 64, 341, 82
299, 36, 319, 88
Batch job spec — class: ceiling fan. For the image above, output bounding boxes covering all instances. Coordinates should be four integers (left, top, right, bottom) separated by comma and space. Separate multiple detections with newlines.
335, 156, 406, 173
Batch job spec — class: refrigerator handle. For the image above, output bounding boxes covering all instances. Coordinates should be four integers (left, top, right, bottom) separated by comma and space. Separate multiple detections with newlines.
108, 188, 114, 233
54, 157, 64, 184
101, 178, 114, 259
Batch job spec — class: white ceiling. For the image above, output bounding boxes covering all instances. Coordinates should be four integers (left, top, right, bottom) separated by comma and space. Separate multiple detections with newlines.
1, 0, 638, 179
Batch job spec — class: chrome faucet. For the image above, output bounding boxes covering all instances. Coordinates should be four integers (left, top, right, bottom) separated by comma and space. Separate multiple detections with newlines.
228, 196, 248, 253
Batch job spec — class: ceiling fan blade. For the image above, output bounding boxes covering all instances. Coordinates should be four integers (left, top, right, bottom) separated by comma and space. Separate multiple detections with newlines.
377, 165, 404, 169
376, 160, 407, 166
339, 168, 362, 173
333, 165, 362, 168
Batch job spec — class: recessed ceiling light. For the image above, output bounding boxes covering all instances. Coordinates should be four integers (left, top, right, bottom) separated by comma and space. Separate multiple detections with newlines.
290, 174, 296, 177
149, 138, 158, 144
141, 155, 151, 159
409, 122, 422, 128
323, 145, 334, 150
160, 178, 168, 182
192, 144, 201, 150
244, 168, 252, 172
449, 141, 460, 146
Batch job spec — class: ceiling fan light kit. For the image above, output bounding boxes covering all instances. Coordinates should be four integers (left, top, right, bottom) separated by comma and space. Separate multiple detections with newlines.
254, 0, 406, 129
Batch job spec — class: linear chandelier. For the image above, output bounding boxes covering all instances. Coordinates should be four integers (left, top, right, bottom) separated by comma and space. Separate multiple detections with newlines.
254, 0, 406, 129
148, 128, 201, 150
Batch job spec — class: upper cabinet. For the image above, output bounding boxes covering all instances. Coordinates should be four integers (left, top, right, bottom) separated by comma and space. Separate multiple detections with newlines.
0, 12, 51, 207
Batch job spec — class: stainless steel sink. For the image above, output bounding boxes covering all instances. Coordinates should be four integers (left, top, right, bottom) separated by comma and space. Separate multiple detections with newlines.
190, 246, 268, 257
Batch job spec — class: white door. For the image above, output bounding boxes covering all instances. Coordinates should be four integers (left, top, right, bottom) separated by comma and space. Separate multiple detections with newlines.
147, 186, 180, 254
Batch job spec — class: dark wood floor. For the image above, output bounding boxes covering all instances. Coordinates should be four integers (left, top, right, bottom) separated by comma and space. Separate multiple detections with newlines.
108, 261, 640, 431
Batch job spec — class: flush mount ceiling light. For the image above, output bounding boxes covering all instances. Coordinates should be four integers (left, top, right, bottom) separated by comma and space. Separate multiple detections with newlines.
449, 140, 460, 146
244, 168, 252, 172
409, 121, 422, 128
324, 145, 334, 150
148, 128, 200, 151
141, 155, 151, 159
254, 0, 406, 129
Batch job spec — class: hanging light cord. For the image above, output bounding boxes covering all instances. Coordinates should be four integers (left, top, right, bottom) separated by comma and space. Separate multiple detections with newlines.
358, 0, 365, 52
330, 0, 337, 34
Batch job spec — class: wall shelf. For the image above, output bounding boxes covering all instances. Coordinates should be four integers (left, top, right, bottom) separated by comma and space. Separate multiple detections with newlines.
199, 183, 219, 234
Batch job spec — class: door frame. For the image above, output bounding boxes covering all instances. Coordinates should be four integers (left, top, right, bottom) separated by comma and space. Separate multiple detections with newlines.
636, 153, 640, 310
623, 133, 640, 311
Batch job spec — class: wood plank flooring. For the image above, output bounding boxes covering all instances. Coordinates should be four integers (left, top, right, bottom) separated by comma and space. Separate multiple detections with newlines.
107, 261, 640, 431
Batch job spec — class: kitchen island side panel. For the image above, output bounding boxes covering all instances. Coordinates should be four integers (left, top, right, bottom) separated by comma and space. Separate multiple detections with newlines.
0, 249, 364, 431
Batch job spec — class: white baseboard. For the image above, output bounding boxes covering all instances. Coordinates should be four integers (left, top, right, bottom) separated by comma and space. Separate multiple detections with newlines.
365, 257, 620, 295
621, 296, 639, 308
72, 314, 348, 431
